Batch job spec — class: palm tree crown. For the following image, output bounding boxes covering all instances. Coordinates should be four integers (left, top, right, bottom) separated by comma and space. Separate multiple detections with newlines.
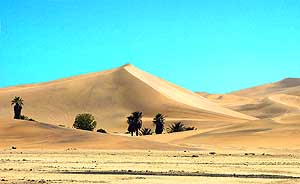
11, 96, 24, 106
11, 96, 24, 119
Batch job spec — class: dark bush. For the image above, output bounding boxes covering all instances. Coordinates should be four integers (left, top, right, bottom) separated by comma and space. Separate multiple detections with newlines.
20, 115, 35, 121
97, 129, 107, 134
185, 126, 197, 131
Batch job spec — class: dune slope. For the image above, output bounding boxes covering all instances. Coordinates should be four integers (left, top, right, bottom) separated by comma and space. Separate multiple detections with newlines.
231, 78, 300, 98
0, 118, 187, 150
198, 78, 300, 119
0, 64, 255, 132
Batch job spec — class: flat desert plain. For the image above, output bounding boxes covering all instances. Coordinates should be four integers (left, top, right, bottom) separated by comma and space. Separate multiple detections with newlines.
1, 150, 300, 184
1, 65, 300, 183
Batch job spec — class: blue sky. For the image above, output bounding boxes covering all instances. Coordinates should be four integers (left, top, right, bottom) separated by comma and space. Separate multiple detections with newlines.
0, 0, 300, 93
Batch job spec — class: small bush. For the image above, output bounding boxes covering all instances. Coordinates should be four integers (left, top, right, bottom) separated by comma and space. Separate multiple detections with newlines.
185, 126, 197, 131
139, 128, 153, 136
20, 115, 35, 121
73, 113, 97, 131
20, 115, 29, 120
168, 122, 197, 133
167, 122, 186, 133
97, 129, 107, 134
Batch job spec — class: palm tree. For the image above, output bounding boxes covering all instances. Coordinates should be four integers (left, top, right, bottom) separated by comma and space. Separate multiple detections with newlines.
168, 122, 186, 133
153, 113, 165, 134
139, 128, 153, 136
127, 111, 143, 136
11, 96, 24, 119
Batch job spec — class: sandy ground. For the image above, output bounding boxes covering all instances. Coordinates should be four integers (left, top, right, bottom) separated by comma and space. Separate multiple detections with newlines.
1, 150, 300, 184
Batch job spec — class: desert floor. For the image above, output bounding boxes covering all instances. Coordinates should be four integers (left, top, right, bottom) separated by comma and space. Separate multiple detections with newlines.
1, 150, 300, 184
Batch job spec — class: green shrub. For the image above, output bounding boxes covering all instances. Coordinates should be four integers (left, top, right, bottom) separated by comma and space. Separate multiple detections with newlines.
73, 113, 97, 131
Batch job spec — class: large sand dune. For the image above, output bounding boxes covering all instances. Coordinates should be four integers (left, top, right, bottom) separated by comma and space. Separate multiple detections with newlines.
0, 66, 299, 152
0, 64, 255, 132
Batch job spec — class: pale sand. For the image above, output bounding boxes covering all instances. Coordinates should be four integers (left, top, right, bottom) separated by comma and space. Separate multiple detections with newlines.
1, 150, 300, 184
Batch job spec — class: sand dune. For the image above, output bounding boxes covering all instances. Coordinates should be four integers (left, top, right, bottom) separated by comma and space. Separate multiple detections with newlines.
198, 79, 300, 119
196, 93, 257, 108
273, 113, 300, 124
0, 118, 187, 150
268, 94, 300, 109
0, 64, 255, 132
230, 97, 298, 119
231, 78, 300, 98
0, 66, 299, 151
142, 119, 300, 150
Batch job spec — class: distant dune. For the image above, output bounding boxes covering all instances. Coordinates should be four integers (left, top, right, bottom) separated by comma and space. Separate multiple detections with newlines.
198, 78, 300, 119
231, 78, 300, 98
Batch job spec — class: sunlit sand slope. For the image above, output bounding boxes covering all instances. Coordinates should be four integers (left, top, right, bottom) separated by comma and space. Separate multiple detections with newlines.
0, 64, 255, 132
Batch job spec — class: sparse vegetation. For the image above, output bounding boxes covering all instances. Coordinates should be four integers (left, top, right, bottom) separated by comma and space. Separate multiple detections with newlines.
97, 129, 107, 134
20, 115, 35, 121
139, 128, 153, 136
11, 96, 24, 119
73, 113, 97, 131
168, 122, 186, 133
127, 112, 143, 136
153, 113, 165, 134
185, 126, 197, 131
168, 122, 197, 133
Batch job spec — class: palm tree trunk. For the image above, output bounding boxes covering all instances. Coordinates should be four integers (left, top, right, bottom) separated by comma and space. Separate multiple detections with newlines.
14, 104, 22, 119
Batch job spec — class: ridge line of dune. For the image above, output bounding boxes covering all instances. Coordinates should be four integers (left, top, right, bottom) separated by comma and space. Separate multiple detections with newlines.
0, 68, 120, 92
123, 65, 257, 120
268, 94, 300, 109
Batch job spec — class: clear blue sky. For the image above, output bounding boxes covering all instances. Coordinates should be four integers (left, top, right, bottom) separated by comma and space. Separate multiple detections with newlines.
0, 0, 300, 93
